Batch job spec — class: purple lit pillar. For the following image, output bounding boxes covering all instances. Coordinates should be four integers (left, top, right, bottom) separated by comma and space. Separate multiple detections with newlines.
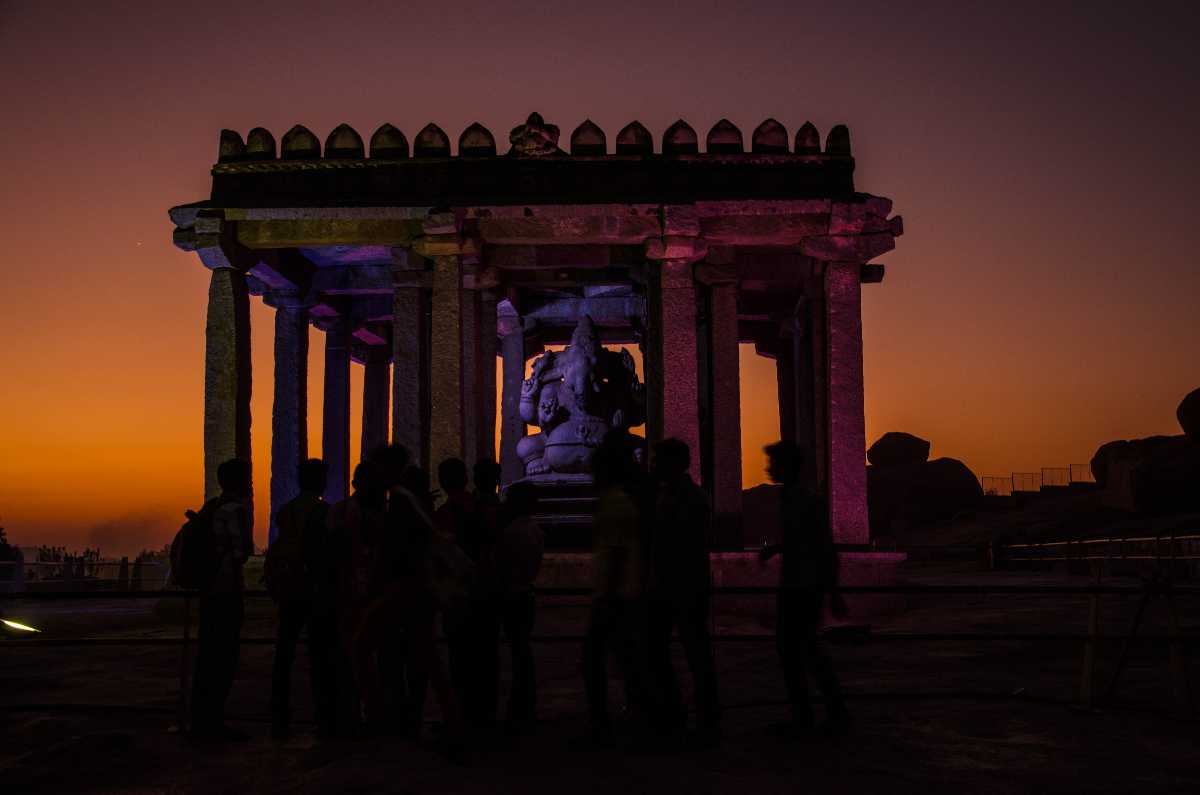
203, 266, 252, 502
479, 289, 498, 463
429, 255, 464, 487
775, 332, 797, 444
361, 347, 390, 459
269, 301, 307, 545
823, 262, 868, 544
322, 316, 351, 503
646, 259, 701, 482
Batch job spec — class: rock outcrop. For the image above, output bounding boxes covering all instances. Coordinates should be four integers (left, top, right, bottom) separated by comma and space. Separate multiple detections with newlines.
867, 432, 931, 468
1091, 434, 1200, 513
1178, 388, 1200, 442
867, 448, 982, 535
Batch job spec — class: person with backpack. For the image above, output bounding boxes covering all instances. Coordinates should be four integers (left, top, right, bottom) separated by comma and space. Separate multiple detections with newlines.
188, 458, 253, 741
266, 458, 337, 740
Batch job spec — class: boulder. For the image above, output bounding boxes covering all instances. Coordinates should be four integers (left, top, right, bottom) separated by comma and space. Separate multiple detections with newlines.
868, 457, 982, 534
1178, 388, 1200, 441
867, 432, 931, 468
1129, 436, 1200, 514
1090, 435, 1177, 490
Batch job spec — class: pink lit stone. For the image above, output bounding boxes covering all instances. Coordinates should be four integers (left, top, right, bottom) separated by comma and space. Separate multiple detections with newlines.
825, 262, 869, 544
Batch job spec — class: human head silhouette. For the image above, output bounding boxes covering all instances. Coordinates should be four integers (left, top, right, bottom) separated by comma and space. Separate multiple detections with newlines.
652, 438, 690, 480
473, 458, 501, 496
217, 459, 251, 498
438, 458, 469, 495
764, 441, 804, 486
298, 458, 328, 495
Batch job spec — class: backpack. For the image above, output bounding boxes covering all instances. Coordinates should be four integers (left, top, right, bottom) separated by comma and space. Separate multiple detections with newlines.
264, 501, 328, 603
169, 498, 224, 591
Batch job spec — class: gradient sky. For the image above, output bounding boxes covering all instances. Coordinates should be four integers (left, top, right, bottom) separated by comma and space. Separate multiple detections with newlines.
2, 1, 1197, 555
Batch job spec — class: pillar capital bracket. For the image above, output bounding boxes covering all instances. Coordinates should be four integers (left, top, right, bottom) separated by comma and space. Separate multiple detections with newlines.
643, 235, 708, 263
411, 233, 480, 260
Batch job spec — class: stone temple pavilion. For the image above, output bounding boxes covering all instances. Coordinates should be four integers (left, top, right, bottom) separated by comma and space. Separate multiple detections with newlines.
169, 112, 903, 550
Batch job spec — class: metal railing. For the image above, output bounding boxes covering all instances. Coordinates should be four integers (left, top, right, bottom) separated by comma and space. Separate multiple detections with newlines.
2, 582, 1197, 723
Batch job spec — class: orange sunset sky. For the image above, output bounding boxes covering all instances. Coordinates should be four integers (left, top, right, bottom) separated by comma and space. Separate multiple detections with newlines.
1, 2, 1197, 556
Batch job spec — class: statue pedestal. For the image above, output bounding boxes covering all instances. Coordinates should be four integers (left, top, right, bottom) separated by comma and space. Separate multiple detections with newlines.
508, 474, 597, 549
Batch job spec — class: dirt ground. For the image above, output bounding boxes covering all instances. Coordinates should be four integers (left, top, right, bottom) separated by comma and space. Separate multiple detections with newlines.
2, 562, 1198, 794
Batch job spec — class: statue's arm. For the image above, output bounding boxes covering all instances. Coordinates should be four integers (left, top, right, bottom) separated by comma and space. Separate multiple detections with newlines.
519, 378, 539, 425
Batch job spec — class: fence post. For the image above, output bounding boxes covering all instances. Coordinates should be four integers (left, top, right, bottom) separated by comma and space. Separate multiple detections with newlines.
1165, 583, 1195, 720
177, 594, 192, 732
1078, 566, 1101, 709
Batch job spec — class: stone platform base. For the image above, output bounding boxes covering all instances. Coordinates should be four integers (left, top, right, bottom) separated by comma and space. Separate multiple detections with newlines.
534, 550, 908, 624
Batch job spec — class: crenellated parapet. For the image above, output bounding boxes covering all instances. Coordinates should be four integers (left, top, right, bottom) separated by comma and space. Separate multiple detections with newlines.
215, 112, 857, 163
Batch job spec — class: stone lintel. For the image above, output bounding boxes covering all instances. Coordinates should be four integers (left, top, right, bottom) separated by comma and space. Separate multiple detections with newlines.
861, 263, 886, 284
802, 232, 896, 263
662, 205, 701, 236
237, 219, 420, 249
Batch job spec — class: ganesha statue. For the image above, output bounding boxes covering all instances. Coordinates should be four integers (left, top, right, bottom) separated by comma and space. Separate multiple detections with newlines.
515, 315, 646, 476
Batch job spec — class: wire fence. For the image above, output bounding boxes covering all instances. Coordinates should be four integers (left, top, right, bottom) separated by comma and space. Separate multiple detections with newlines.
980, 465, 1096, 497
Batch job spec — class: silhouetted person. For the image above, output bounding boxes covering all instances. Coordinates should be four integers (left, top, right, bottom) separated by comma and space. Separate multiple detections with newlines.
473, 458, 502, 542
584, 432, 655, 746
759, 441, 849, 737
329, 461, 388, 733
267, 458, 338, 739
368, 444, 430, 738
647, 438, 720, 741
437, 457, 499, 729
494, 481, 544, 729
191, 458, 252, 742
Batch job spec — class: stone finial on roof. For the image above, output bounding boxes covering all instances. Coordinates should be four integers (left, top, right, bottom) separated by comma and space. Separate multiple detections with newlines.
325, 124, 364, 159
414, 123, 451, 157
570, 119, 606, 155
369, 124, 408, 158
281, 125, 321, 159
459, 122, 497, 157
751, 118, 788, 153
509, 112, 561, 157
825, 124, 851, 156
794, 121, 820, 154
616, 121, 652, 155
706, 119, 743, 153
662, 120, 698, 155
245, 127, 277, 160
218, 130, 245, 163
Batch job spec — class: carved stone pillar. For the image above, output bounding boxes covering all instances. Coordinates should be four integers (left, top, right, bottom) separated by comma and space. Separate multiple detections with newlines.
269, 300, 307, 545
707, 279, 742, 530
775, 332, 797, 444
322, 315, 351, 503
479, 289, 498, 463
823, 262, 868, 544
203, 266, 252, 502
391, 250, 429, 466
645, 256, 702, 482
361, 347, 390, 458
498, 323, 527, 484
427, 251, 465, 487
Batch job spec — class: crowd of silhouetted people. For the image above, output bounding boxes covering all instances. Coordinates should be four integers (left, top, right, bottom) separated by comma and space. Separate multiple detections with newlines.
183, 432, 848, 756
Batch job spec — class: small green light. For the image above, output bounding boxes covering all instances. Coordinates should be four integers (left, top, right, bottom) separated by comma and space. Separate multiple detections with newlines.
2, 618, 41, 633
